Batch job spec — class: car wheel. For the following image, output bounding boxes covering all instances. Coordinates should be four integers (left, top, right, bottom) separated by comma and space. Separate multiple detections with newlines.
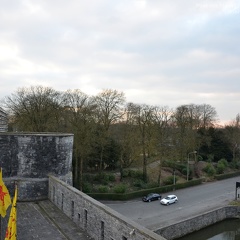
167, 202, 169, 205
148, 199, 151, 202
158, 197, 161, 200
175, 200, 178, 203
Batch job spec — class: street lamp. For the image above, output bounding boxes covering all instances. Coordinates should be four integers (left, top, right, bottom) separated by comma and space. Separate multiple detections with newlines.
187, 151, 197, 181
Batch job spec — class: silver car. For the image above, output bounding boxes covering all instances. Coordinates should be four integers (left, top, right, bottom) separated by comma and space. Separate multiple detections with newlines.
160, 194, 178, 205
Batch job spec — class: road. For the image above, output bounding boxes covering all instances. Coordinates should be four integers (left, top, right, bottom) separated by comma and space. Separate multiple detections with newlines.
102, 176, 240, 231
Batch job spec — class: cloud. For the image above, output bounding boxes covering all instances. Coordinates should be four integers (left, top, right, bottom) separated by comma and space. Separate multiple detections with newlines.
0, 0, 240, 124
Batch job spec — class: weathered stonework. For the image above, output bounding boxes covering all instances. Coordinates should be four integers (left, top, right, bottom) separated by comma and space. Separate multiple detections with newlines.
49, 175, 166, 240
1, 131, 238, 239
155, 206, 240, 239
0, 133, 73, 201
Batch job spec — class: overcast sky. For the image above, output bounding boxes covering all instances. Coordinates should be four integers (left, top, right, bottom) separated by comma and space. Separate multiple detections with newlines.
1, 1, 240, 124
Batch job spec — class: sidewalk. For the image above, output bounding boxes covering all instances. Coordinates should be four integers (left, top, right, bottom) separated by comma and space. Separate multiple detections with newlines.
1, 200, 93, 240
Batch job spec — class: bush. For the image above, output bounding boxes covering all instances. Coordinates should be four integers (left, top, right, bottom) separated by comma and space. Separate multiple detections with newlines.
230, 160, 240, 170
108, 174, 116, 182
197, 155, 203, 162
215, 171, 240, 180
177, 164, 188, 175
133, 179, 146, 189
82, 173, 94, 183
94, 173, 105, 182
98, 185, 108, 193
93, 173, 115, 185
203, 163, 216, 176
180, 166, 192, 177
146, 182, 159, 189
128, 170, 143, 179
122, 169, 129, 178
162, 160, 187, 175
82, 182, 93, 193
218, 158, 228, 167
216, 162, 225, 174
113, 184, 127, 194
162, 176, 178, 186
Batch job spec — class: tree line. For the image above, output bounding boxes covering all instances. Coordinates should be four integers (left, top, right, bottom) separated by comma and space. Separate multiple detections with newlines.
2, 85, 240, 189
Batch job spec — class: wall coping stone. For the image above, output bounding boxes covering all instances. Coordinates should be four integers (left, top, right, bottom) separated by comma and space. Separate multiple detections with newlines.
49, 175, 166, 240
0, 132, 73, 136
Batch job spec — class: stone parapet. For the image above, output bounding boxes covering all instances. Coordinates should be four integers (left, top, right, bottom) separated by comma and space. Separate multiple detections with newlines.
155, 206, 240, 239
49, 175, 166, 240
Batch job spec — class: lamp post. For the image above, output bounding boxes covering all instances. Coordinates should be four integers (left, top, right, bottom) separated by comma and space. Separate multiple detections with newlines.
173, 168, 176, 190
187, 151, 197, 181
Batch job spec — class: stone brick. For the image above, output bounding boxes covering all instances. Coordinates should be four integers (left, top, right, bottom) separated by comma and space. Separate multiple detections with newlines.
0, 133, 73, 201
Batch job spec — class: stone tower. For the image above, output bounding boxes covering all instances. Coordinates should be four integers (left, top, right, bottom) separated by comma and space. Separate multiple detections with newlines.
0, 132, 74, 201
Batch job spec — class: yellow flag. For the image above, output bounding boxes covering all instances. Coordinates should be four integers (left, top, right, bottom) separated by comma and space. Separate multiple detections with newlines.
0, 168, 11, 217
5, 186, 17, 240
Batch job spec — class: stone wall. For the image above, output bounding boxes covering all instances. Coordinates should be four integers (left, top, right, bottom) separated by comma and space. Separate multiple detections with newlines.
155, 206, 240, 240
49, 175, 166, 240
0, 133, 73, 201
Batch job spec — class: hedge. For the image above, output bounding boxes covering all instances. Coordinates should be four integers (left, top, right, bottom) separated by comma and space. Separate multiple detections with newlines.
214, 171, 240, 180
87, 178, 204, 201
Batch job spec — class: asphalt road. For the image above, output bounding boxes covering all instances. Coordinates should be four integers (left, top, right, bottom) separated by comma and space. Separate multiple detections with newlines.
102, 176, 240, 231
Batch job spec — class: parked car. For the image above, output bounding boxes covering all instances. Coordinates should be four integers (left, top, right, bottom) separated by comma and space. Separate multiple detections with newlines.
160, 195, 178, 205
142, 193, 161, 202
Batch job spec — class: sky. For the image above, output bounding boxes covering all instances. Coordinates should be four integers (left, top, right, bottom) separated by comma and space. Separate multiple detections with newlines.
0, 0, 240, 125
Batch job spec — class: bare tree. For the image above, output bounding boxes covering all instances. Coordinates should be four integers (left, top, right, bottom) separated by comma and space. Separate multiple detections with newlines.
172, 105, 193, 161
3, 85, 62, 132
129, 103, 155, 182
152, 105, 173, 185
113, 103, 143, 180
172, 103, 218, 161
62, 89, 96, 189
225, 114, 240, 163
93, 89, 126, 171
198, 104, 218, 129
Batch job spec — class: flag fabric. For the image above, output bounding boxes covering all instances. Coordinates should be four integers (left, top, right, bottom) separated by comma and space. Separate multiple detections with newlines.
0, 168, 11, 217
5, 186, 17, 240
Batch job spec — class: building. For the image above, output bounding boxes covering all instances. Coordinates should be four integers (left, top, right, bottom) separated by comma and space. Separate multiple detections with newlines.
0, 107, 8, 132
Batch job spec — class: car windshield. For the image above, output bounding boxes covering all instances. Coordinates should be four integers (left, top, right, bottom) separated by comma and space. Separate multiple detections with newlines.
165, 197, 171, 200
147, 193, 154, 197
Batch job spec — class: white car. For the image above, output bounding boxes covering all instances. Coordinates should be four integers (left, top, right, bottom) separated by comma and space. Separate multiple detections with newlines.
160, 195, 178, 205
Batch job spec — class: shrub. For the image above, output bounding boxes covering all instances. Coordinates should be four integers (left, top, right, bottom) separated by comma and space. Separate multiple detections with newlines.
230, 160, 240, 170
122, 169, 129, 178
146, 182, 159, 189
181, 166, 191, 176
82, 182, 93, 193
133, 179, 146, 189
197, 155, 203, 161
113, 184, 127, 194
93, 173, 114, 185
162, 176, 178, 186
94, 173, 105, 182
98, 185, 108, 193
108, 174, 116, 182
128, 170, 143, 179
216, 162, 226, 174
218, 158, 228, 167
203, 163, 216, 176
82, 173, 94, 183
